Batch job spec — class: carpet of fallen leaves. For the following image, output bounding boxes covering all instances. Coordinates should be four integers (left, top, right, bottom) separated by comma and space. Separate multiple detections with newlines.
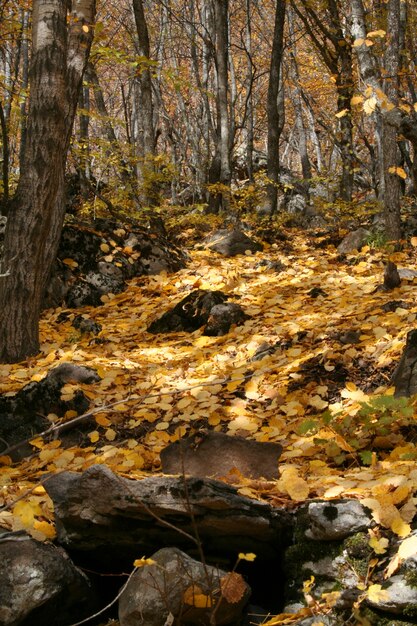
2, 226, 417, 562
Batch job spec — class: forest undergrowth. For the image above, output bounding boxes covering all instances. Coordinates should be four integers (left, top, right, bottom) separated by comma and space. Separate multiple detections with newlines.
2, 220, 417, 545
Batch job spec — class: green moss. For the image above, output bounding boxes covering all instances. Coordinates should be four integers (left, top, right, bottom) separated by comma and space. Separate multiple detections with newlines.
404, 605, 417, 618
284, 539, 342, 604
343, 532, 372, 578
405, 571, 417, 589
360, 606, 417, 625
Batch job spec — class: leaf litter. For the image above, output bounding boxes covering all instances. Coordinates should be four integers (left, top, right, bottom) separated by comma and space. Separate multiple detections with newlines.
2, 227, 417, 579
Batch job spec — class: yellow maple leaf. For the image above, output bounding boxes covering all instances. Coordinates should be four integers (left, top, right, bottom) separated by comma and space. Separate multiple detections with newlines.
398, 534, 417, 560
95, 414, 111, 427
133, 557, 156, 567
89, 430, 100, 443
238, 552, 257, 562
367, 29, 386, 38
363, 97, 377, 114
391, 517, 411, 537
303, 576, 315, 594
367, 584, 389, 604
33, 520, 56, 540
13, 500, 41, 528
350, 94, 364, 105
281, 469, 309, 501
369, 535, 389, 555
335, 108, 349, 118
183, 585, 213, 608
388, 166, 407, 179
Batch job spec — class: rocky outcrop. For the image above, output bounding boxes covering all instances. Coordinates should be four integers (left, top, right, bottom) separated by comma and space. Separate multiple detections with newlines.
147, 289, 249, 336
44, 219, 188, 309
44, 464, 292, 561
0, 363, 101, 456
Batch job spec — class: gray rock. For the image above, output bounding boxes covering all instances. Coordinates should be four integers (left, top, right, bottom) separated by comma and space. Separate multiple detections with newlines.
286, 194, 307, 214
398, 268, 417, 280
160, 431, 282, 480
204, 228, 262, 257
0, 533, 94, 626
65, 281, 102, 307
391, 329, 417, 397
118, 547, 251, 626
366, 575, 417, 614
305, 500, 372, 540
204, 302, 249, 336
44, 464, 292, 560
85, 270, 125, 294
337, 228, 370, 254
97, 260, 124, 278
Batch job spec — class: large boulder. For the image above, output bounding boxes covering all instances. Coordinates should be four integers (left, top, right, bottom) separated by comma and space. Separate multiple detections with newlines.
160, 431, 282, 480
0, 363, 100, 456
337, 228, 370, 254
0, 532, 95, 626
119, 547, 251, 626
44, 464, 292, 562
204, 228, 262, 257
147, 289, 249, 336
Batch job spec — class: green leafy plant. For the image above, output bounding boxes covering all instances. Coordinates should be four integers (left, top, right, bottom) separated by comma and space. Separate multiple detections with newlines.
298, 394, 416, 465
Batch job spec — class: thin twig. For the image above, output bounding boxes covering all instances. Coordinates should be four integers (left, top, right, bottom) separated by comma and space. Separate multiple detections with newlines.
67, 566, 138, 626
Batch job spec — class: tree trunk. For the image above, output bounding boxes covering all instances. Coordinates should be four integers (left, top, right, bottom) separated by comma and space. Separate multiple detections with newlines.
208, 0, 231, 213
0, 100, 9, 210
383, 0, 402, 240
0, 0, 96, 363
18, 9, 30, 172
351, 0, 385, 198
132, 0, 156, 206
265, 0, 286, 214
245, 0, 254, 182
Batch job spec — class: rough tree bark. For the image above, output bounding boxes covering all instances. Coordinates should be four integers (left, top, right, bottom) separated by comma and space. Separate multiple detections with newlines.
0, 0, 96, 363
383, 0, 402, 240
265, 0, 286, 214
132, 0, 157, 206
292, 0, 354, 200
208, 0, 231, 214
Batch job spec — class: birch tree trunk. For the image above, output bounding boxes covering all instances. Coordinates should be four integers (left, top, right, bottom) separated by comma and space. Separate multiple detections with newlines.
383, 0, 402, 239
351, 0, 385, 198
0, 0, 96, 363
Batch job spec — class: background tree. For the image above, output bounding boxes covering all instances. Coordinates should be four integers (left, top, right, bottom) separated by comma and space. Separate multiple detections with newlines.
0, 0, 96, 363
265, 0, 286, 214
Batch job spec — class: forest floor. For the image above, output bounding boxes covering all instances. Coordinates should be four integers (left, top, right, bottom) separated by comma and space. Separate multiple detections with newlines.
1, 217, 417, 544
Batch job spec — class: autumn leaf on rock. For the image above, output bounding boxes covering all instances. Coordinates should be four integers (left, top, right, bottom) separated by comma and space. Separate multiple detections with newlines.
369, 533, 389, 555
220, 572, 247, 604
367, 584, 389, 604
183, 585, 213, 608
391, 517, 411, 537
